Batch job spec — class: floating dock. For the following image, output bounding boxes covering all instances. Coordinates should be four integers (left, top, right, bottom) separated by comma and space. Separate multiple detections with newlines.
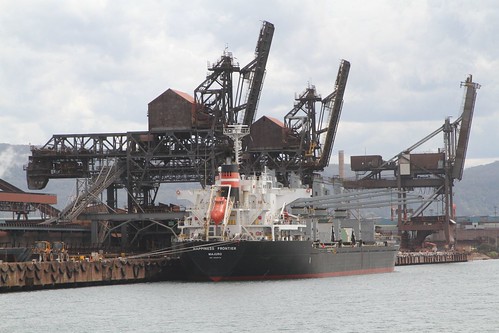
396, 251, 468, 266
0, 257, 183, 292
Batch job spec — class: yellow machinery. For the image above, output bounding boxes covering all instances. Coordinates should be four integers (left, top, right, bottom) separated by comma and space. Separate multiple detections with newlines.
51, 241, 70, 261
32, 241, 53, 262
32, 241, 70, 262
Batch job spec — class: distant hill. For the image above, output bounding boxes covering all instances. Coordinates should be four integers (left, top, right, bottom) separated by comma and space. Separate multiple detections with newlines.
0, 143, 495, 217
453, 162, 499, 216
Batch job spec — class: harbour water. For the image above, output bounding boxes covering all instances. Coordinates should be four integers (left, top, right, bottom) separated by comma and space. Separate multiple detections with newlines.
1, 259, 497, 333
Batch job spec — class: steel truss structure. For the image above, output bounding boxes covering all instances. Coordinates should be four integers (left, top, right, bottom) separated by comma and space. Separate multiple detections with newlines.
24, 35, 351, 252
242, 59, 350, 186
342, 75, 480, 250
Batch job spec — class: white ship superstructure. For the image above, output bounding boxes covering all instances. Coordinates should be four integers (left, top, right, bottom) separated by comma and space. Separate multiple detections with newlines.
176, 166, 310, 242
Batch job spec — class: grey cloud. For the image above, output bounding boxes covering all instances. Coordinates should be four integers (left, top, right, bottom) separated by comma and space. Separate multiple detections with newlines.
0, 0, 497, 166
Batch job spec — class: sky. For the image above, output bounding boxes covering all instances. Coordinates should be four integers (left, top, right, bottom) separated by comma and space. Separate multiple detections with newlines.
0, 0, 498, 168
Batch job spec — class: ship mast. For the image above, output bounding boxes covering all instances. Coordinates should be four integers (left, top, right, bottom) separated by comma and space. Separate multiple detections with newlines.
223, 125, 250, 165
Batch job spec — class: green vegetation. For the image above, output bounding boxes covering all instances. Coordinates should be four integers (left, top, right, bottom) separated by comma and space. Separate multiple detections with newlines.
475, 244, 499, 259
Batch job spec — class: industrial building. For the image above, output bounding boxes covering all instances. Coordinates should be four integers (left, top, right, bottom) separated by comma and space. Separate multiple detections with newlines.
0, 20, 481, 256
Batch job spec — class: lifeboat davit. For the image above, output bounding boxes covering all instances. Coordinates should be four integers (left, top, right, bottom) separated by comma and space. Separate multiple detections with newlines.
210, 196, 227, 225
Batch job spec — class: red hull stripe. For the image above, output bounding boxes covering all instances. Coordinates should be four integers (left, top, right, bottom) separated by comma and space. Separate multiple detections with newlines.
208, 267, 395, 282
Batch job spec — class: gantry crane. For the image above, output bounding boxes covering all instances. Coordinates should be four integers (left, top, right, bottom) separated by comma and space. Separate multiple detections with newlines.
24, 21, 274, 250
26, 21, 274, 202
194, 21, 274, 131
243, 59, 350, 186
342, 75, 480, 249
24, 21, 350, 251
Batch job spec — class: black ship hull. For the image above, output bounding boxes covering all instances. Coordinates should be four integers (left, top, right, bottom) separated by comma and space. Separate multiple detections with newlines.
176, 240, 398, 281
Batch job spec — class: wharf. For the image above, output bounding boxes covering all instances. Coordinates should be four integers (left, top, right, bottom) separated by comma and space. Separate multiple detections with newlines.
396, 251, 468, 266
0, 257, 183, 293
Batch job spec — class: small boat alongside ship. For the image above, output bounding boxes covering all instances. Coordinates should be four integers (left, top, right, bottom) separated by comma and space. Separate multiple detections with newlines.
173, 125, 398, 281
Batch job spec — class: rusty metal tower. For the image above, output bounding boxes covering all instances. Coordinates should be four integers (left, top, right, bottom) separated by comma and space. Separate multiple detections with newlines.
243, 59, 350, 186
343, 75, 480, 250
24, 21, 275, 249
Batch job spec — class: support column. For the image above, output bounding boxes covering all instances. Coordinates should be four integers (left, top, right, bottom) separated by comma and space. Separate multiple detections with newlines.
91, 220, 99, 245
106, 186, 116, 212
121, 224, 128, 250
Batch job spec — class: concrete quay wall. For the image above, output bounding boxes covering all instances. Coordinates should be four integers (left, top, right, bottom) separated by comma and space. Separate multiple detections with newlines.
0, 258, 176, 292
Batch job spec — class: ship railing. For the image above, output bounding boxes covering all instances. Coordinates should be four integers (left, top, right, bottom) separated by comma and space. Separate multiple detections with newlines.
313, 242, 338, 249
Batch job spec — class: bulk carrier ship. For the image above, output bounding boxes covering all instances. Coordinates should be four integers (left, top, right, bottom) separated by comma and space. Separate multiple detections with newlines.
173, 126, 398, 281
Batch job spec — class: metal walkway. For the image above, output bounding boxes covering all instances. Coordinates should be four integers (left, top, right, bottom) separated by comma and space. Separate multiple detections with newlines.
45, 160, 126, 224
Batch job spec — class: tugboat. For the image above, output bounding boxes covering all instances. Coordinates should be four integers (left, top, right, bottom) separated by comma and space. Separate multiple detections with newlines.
174, 125, 398, 281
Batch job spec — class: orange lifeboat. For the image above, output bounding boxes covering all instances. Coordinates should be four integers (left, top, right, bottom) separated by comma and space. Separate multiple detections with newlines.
210, 196, 227, 225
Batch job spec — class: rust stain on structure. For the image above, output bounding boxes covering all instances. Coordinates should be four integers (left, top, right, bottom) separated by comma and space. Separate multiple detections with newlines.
0, 192, 57, 205
396, 252, 468, 266
148, 88, 196, 131
0, 257, 181, 292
